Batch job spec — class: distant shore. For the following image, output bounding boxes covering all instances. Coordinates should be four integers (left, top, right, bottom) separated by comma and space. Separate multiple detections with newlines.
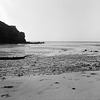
0, 41, 45, 45
25, 41, 45, 44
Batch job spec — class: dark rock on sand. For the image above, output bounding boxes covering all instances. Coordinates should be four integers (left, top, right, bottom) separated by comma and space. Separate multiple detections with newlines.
54, 82, 60, 84
0, 21, 26, 44
1, 94, 11, 98
93, 50, 99, 52
72, 88, 76, 90
83, 49, 88, 52
2, 86, 14, 88
0, 56, 26, 60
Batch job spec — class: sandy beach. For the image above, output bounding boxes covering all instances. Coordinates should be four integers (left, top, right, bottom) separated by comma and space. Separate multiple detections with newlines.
1, 71, 100, 100
0, 0, 100, 99
0, 42, 100, 100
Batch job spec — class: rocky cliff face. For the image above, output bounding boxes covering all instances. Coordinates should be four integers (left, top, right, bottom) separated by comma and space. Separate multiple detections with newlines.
0, 21, 26, 43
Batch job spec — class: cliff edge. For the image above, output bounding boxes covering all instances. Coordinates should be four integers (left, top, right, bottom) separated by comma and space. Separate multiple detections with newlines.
0, 21, 26, 44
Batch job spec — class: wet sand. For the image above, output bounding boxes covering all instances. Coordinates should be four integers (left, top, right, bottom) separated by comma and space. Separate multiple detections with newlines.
0, 43, 100, 100
1, 71, 100, 100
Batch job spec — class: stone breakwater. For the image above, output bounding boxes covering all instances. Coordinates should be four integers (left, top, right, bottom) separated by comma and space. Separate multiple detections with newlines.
0, 54, 100, 77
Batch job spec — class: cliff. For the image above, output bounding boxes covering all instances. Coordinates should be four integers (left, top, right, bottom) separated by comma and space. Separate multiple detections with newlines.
0, 21, 26, 44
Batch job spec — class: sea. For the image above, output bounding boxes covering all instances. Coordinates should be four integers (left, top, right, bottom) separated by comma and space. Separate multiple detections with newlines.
0, 41, 100, 57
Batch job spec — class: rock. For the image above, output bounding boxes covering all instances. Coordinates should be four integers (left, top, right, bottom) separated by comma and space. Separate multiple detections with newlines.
54, 82, 60, 84
72, 88, 76, 90
0, 21, 26, 44
0, 56, 26, 60
1, 94, 11, 98
83, 49, 87, 52
2, 86, 14, 88
94, 50, 99, 52
1, 77, 6, 81
90, 73, 97, 75
26, 41, 45, 44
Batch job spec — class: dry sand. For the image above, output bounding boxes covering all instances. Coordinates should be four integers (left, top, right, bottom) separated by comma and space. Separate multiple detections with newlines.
0, 71, 100, 100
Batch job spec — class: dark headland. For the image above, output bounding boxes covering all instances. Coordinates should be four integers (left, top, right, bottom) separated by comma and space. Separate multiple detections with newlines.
0, 21, 44, 44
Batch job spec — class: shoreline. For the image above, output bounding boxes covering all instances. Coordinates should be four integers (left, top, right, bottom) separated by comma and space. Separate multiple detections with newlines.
0, 54, 100, 77
0, 42, 100, 100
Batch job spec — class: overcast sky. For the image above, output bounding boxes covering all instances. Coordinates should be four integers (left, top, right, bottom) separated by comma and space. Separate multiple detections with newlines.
0, 0, 100, 41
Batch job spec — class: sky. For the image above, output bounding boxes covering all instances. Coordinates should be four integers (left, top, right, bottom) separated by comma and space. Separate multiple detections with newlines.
0, 0, 100, 41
